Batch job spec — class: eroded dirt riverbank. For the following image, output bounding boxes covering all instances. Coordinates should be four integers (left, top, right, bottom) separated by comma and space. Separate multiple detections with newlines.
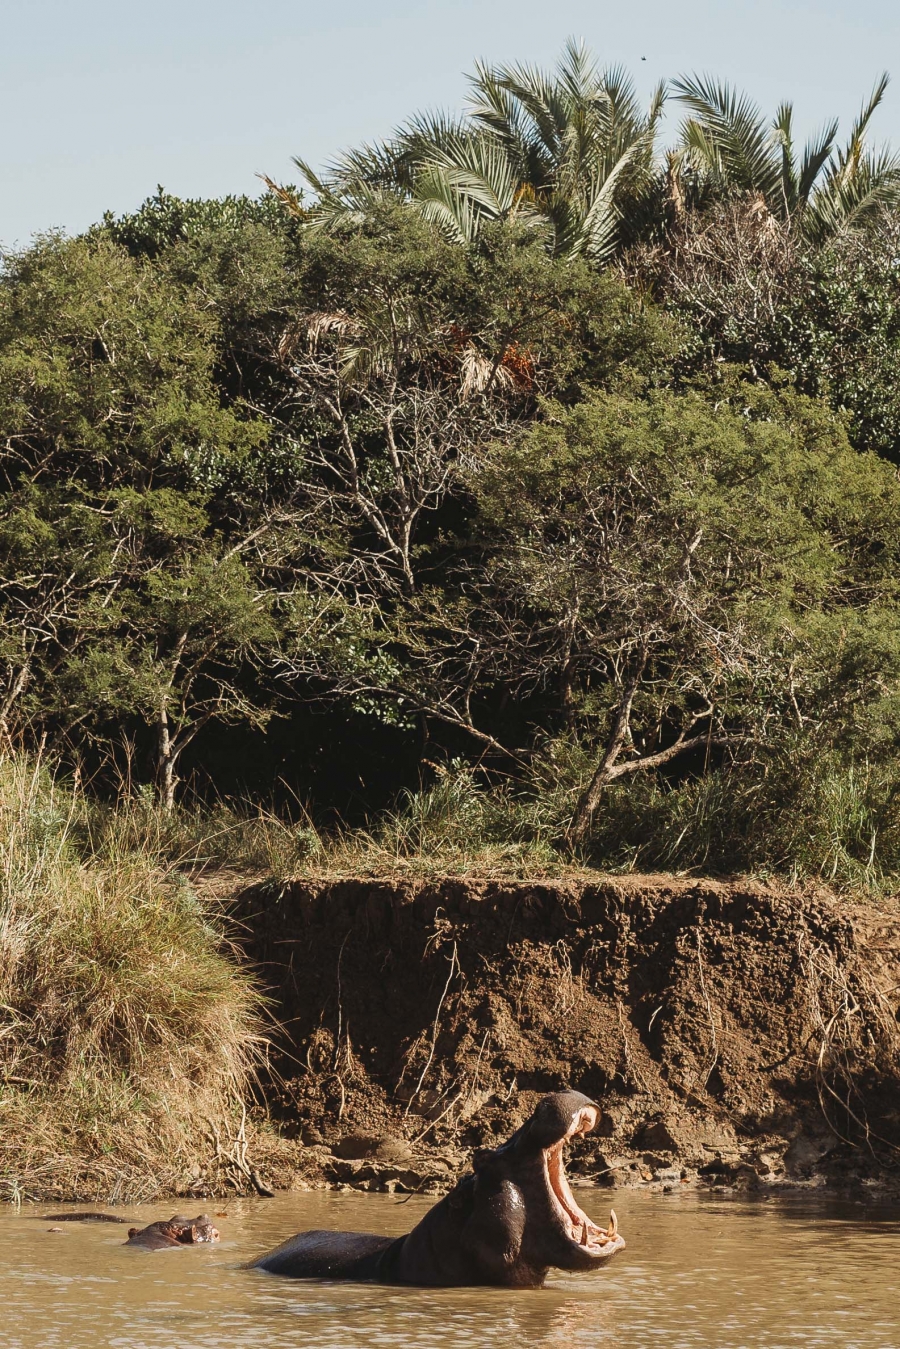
235, 873, 900, 1201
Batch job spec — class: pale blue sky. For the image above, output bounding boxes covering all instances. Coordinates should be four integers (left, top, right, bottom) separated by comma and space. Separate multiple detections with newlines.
3, 0, 899, 247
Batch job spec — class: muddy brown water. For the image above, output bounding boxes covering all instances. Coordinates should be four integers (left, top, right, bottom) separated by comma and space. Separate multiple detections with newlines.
2, 1187, 899, 1348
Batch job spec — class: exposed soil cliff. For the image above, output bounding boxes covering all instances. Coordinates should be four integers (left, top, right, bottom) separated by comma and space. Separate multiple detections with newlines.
236, 874, 900, 1198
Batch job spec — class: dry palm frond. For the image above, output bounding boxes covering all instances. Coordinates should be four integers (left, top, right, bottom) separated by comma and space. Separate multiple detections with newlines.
459, 345, 515, 398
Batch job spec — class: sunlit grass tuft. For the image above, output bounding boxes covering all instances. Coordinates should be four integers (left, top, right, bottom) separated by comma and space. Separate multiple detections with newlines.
0, 755, 266, 1203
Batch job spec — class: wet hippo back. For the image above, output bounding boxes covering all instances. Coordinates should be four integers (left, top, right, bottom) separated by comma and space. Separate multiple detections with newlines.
40, 1213, 130, 1224
251, 1230, 400, 1279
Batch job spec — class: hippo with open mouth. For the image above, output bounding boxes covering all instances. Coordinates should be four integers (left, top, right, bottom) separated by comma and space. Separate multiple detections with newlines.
252, 1090, 623, 1287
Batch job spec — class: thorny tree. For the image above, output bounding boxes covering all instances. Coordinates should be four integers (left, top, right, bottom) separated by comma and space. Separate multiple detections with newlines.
272, 303, 515, 598
474, 385, 900, 840
0, 234, 280, 805
318, 380, 900, 841
268, 213, 676, 750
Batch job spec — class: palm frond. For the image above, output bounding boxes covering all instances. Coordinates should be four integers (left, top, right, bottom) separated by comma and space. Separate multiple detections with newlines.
839, 72, 891, 178
421, 134, 521, 215
796, 118, 839, 205
411, 165, 480, 244
557, 36, 601, 104
481, 61, 569, 160
324, 141, 408, 191
803, 75, 899, 240
646, 80, 667, 133
805, 146, 900, 242
287, 157, 391, 231
308, 183, 404, 234
258, 173, 305, 218
575, 139, 645, 261
467, 64, 552, 187
601, 63, 646, 137
290, 155, 331, 198
673, 73, 782, 201
772, 102, 797, 212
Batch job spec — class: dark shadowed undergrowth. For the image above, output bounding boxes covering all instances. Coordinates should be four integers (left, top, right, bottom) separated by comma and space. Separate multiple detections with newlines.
85, 750, 900, 894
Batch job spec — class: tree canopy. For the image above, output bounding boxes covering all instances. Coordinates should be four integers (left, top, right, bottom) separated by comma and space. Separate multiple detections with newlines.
271, 42, 900, 257
5, 48, 900, 884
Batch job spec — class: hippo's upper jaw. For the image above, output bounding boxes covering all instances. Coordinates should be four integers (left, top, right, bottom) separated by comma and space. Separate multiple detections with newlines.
537, 1095, 624, 1268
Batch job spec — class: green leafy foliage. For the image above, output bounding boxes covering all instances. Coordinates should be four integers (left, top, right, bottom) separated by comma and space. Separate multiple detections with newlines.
0, 233, 280, 803
4, 155, 900, 884
632, 205, 900, 461
462, 384, 900, 836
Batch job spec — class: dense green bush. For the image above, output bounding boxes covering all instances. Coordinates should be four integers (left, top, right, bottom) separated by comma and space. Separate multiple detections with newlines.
4, 165, 900, 885
631, 204, 900, 461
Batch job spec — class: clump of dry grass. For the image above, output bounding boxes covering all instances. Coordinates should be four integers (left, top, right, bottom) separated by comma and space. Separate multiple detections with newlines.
0, 755, 266, 1203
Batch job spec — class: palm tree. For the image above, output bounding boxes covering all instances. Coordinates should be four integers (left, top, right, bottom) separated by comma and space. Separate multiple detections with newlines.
283, 40, 664, 262
671, 72, 900, 238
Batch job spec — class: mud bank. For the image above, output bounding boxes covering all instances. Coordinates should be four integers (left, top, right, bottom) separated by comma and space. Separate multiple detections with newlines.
238, 874, 900, 1199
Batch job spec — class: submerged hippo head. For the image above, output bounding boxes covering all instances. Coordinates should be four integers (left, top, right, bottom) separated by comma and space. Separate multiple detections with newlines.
126, 1214, 220, 1249
253, 1089, 623, 1288
457, 1089, 623, 1282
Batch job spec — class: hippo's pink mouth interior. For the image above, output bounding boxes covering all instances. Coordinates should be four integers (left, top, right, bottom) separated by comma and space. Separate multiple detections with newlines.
543, 1105, 620, 1254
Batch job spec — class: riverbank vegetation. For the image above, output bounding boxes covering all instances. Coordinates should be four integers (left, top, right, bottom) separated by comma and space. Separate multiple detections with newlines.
0, 755, 263, 1200
7, 44, 900, 1199
4, 45, 900, 892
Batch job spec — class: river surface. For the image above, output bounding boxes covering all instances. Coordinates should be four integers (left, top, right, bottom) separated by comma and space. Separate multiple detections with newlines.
1, 1187, 899, 1348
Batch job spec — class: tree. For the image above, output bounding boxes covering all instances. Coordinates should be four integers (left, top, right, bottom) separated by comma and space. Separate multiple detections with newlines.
0, 234, 281, 804
274, 40, 664, 262
671, 73, 900, 239
270, 46, 900, 263
267, 210, 679, 749
378, 382, 900, 843
625, 202, 900, 462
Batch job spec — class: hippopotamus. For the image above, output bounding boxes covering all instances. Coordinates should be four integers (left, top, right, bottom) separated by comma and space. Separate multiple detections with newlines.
126, 1215, 220, 1248
252, 1090, 623, 1287
40, 1212, 219, 1247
